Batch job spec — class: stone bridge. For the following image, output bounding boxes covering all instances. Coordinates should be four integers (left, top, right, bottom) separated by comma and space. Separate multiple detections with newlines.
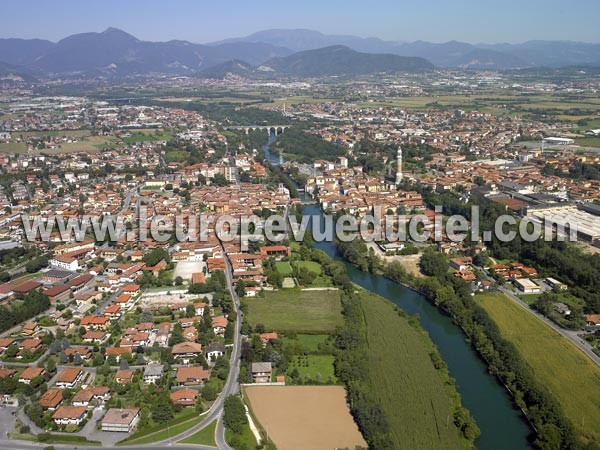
225, 125, 290, 135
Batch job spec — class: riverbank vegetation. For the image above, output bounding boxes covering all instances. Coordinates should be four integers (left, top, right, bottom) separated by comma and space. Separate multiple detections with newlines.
380, 252, 594, 450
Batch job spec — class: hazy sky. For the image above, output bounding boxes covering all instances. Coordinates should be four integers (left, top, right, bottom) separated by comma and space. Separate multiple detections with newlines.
3, 0, 599, 43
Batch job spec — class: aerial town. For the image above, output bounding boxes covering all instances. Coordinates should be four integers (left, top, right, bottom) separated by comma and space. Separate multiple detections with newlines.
0, 5, 599, 450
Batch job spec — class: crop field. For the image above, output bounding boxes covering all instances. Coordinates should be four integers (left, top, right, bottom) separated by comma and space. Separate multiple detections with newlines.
478, 292, 600, 443
244, 386, 367, 450
244, 289, 343, 333
359, 293, 466, 449
354, 92, 600, 119
0, 142, 27, 153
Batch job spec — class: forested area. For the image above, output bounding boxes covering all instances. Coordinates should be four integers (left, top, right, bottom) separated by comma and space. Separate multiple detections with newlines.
0, 290, 50, 333
270, 128, 345, 163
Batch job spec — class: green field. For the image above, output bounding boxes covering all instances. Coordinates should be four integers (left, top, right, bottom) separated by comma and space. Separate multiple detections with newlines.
359, 293, 467, 449
293, 260, 322, 274
286, 354, 336, 383
284, 334, 331, 353
245, 289, 343, 333
576, 136, 600, 148
275, 261, 293, 276
121, 130, 172, 144
178, 420, 217, 447
0, 142, 27, 153
478, 292, 600, 444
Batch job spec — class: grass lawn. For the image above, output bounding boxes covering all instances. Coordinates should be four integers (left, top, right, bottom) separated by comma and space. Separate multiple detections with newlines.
284, 334, 331, 353
275, 261, 293, 276
286, 354, 336, 383
477, 292, 600, 444
118, 409, 200, 445
245, 289, 343, 333
225, 422, 257, 450
178, 419, 217, 447
359, 293, 467, 450
293, 260, 322, 275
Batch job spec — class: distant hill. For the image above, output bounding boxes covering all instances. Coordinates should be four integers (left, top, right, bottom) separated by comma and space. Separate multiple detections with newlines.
0, 61, 37, 83
212, 28, 403, 54
216, 29, 600, 69
0, 27, 293, 76
450, 48, 528, 70
259, 45, 433, 77
198, 59, 256, 79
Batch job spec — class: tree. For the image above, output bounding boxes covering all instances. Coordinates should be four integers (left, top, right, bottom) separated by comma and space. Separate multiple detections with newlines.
420, 249, 449, 277
223, 395, 247, 434
119, 358, 130, 370
202, 382, 219, 401
151, 395, 174, 424
185, 304, 196, 318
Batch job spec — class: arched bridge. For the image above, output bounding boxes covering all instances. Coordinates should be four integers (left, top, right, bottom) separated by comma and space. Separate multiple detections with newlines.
225, 125, 290, 136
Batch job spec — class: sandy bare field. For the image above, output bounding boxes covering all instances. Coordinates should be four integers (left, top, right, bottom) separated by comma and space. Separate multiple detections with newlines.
244, 385, 367, 450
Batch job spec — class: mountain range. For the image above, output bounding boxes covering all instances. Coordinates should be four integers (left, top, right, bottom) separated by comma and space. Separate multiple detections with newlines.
0, 28, 293, 77
0, 27, 598, 80
214, 29, 600, 69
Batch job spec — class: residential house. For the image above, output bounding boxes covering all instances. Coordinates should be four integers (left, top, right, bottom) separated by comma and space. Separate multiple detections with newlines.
55, 368, 83, 389
251, 362, 272, 384
259, 332, 278, 346
205, 342, 226, 361
39, 388, 63, 410
52, 405, 87, 426
170, 388, 199, 407
176, 366, 210, 386
143, 365, 164, 384
115, 369, 135, 385
72, 386, 110, 408
172, 342, 203, 364
212, 316, 228, 336
18, 367, 45, 384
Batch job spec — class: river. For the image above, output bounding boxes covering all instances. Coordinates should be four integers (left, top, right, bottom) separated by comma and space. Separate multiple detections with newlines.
263, 132, 532, 449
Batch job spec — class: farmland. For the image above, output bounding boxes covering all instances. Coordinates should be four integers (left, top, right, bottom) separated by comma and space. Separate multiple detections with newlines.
244, 289, 343, 333
358, 293, 468, 449
244, 386, 367, 450
477, 292, 600, 444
